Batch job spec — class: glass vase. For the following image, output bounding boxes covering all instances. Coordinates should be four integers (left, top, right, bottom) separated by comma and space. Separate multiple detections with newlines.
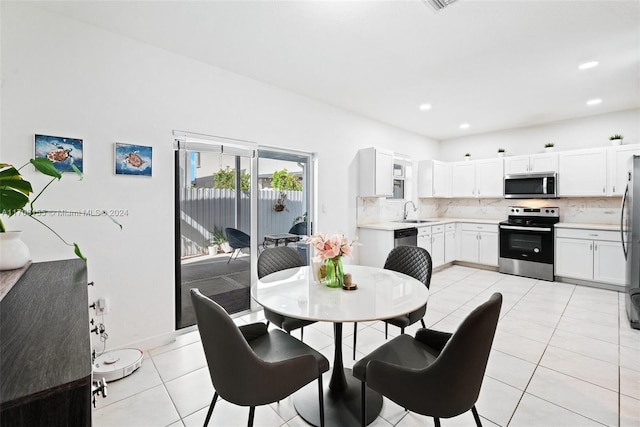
324, 256, 344, 288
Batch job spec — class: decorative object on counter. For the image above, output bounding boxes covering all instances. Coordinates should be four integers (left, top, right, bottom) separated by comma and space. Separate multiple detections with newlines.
114, 142, 153, 176
544, 142, 555, 152
306, 232, 360, 288
609, 134, 624, 145
464, 153, 471, 161
497, 148, 505, 157
0, 157, 122, 270
34, 134, 83, 174
342, 272, 357, 290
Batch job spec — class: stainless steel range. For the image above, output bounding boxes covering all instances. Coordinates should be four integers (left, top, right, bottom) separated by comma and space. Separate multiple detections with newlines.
498, 206, 559, 281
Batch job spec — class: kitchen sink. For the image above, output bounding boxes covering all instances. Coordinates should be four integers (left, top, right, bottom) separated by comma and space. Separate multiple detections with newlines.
397, 220, 435, 224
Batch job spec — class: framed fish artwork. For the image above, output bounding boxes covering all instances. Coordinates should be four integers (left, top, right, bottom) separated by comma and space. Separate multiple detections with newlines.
34, 134, 84, 173
114, 143, 152, 176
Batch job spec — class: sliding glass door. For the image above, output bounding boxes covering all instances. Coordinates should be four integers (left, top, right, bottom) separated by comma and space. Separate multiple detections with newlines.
174, 133, 257, 329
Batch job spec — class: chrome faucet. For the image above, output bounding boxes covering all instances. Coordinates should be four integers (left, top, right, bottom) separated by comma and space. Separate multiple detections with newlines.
403, 201, 417, 221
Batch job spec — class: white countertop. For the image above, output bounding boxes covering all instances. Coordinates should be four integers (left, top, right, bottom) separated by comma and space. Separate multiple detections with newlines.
358, 217, 501, 231
555, 222, 620, 231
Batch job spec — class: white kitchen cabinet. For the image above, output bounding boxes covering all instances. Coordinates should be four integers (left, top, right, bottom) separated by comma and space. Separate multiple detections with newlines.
475, 158, 504, 197
607, 144, 640, 196
558, 148, 607, 196
418, 225, 445, 268
451, 161, 476, 197
418, 160, 451, 198
504, 153, 558, 174
555, 227, 626, 288
358, 147, 393, 197
357, 228, 395, 267
450, 159, 503, 198
458, 223, 498, 266
444, 223, 456, 263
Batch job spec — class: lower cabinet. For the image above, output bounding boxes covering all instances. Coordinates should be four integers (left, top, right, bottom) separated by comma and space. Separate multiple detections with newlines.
418, 225, 445, 268
444, 224, 456, 263
458, 223, 499, 266
555, 228, 626, 288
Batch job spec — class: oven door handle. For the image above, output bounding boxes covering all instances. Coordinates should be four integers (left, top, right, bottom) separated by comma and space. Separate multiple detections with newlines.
499, 225, 552, 232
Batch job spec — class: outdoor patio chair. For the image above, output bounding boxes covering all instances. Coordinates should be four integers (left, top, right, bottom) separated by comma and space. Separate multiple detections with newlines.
225, 227, 251, 264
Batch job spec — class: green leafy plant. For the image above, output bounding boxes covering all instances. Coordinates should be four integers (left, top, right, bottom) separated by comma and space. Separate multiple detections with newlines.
271, 168, 302, 191
0, 158, 121, 261
209, 227, 227, 245
610, 134, 624, 140
212, 166, 250, 191
545, 142, 554, 148
464, 153, 471, 157
497, 148, 505, 153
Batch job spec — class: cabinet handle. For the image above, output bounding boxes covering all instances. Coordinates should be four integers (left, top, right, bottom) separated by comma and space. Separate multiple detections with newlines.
603, 187, 605, 193
613, 186, 616, 193
594, 243, 598, 251
590, 243, 593, 250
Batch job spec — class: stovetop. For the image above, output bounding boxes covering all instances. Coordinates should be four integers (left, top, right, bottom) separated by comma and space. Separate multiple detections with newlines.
501, 206, 560, 227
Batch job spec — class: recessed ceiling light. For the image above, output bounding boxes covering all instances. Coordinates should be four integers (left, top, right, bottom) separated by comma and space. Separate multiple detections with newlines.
419, 103, 432, 111
586, 98, 602, 106
460, 123, 470, 129
578, 61, 599, 70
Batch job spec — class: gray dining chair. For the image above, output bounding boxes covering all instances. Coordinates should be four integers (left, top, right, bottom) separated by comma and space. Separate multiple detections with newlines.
258, 246, 316, 341
353, 292, 502, 427
352, 245, 432, 359
190, 288, 329, 427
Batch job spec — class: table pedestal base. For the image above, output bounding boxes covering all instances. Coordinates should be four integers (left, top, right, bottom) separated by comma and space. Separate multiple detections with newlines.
293, 369, 383, 427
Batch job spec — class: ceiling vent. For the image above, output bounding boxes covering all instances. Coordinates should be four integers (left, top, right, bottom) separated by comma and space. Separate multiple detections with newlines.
424, 0, 458, 12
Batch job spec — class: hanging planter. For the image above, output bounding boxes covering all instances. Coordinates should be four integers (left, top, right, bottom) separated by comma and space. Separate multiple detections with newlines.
273, 192, 287, 212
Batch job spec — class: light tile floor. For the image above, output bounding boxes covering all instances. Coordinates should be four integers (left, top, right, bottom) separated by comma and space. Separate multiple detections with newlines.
92, 266, 640, 427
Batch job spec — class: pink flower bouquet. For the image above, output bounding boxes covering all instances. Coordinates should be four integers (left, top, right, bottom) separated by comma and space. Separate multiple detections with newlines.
306, 233, 360, 262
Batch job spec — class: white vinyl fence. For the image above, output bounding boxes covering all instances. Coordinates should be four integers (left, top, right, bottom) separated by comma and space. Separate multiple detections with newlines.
180, 188, 304, 257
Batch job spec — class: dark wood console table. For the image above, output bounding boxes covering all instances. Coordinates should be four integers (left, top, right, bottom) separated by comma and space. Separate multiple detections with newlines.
0, 259, 91, 426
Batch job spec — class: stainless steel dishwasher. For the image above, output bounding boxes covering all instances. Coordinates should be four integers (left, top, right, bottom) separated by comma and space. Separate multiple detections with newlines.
394, 227, 418, 247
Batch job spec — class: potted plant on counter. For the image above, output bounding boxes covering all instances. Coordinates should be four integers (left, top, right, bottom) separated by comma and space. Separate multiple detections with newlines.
464, 153, 471, 161
544, 143, 555, 152
0, 158, 121, 270
609, 134, 624, 145
497, 148, 506, 157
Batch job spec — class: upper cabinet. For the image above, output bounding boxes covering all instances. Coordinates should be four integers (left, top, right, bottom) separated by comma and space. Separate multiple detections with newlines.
418, 160, 451, 198
358, 147, 393, 197
558, 148, 607, 197
504, 152, 558, 174
607, 144, 640, 196
450, 158, 503, 198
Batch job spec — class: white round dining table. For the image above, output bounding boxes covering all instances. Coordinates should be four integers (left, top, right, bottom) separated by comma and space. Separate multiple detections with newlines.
253, 265, 429, 427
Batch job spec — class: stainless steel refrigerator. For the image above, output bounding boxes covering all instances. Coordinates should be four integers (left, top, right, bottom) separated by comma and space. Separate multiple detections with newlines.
621, 155, 640, 329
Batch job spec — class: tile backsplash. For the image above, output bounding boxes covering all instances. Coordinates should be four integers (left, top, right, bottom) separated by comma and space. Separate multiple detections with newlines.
357, 197, 623, 225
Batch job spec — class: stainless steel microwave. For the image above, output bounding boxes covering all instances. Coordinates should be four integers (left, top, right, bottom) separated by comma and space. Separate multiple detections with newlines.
504, 172, 558, 199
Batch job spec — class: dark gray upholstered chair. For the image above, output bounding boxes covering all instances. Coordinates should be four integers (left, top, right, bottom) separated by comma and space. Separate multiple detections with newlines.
353, 245, 432, 359
190, 289, 329, 427
257, 246, 316, 341
288, 221, 308, 236
224, 227, 251, 264
353, 293, 502, 427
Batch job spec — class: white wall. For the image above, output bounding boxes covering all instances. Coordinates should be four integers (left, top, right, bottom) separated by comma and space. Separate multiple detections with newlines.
1, 2, 438, 349
439, 109, 640, 162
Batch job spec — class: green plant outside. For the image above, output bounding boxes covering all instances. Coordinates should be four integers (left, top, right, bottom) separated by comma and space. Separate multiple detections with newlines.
209, 227, 227, 245
213, 166, 250, 191
271, 168, 302, 191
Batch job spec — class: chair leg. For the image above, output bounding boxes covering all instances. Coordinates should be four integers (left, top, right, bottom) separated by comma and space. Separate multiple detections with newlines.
300, 327, 304, 341
434, 417, 441, 427
401, 327, 405, 335
421, 318, 426, 328
384, 322, 388, 339
471, 405, 482, 427
353, 322, 358, 360
318, 375, 325, 427
227, 249, 237, 264
203, 392, 218, 427
360, 381, 366, 427
248, 406, 255, 427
